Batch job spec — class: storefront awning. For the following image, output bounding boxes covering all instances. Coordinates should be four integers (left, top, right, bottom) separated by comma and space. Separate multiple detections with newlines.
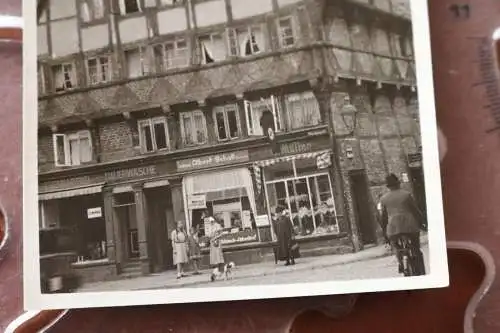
253, 150, 331, 167
39, 184, 104, 201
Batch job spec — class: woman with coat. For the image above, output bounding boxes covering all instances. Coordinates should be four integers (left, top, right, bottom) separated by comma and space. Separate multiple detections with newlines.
274, 206, 295, 266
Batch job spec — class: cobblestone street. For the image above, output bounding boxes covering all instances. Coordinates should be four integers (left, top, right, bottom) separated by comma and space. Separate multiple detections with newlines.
77, 236, 429, 293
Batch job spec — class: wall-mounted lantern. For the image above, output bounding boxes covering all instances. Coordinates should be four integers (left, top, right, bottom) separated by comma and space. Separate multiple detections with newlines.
340, 95, 358, 135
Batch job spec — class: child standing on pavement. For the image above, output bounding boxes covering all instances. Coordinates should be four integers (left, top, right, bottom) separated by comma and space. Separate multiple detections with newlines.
188, 226, 202, 275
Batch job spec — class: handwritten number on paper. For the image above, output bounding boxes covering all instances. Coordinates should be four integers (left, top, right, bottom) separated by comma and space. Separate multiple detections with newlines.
449, 4, 470, 19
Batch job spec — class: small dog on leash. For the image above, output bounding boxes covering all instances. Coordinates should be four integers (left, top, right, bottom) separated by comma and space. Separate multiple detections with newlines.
210, 262, 236, 282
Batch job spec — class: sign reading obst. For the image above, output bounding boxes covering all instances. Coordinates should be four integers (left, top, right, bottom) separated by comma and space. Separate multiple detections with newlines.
176, 150, 250, 172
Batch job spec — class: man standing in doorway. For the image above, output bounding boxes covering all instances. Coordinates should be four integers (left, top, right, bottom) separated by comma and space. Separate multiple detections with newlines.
275, 206, 295, 266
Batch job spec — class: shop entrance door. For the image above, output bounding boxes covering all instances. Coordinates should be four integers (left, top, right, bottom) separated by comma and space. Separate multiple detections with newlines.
114, 193, 139, 263
349, 171, 377, 245
410, 167, 427, 224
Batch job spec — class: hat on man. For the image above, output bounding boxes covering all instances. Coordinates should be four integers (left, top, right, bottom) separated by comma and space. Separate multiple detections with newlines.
385, 173, 400, 188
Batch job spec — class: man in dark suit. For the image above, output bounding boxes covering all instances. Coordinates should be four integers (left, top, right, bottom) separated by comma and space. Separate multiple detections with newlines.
379, 174, 426, 275
274, 206, 295, 266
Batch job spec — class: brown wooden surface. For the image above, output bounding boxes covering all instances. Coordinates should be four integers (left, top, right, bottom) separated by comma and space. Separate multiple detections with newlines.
1, 0, 500, 332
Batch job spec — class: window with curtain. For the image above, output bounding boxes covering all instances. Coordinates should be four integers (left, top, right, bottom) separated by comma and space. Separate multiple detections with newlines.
138, 116, 170, 153
53, 130, 93, 167
199, 33, 227, 64
52, 63, 76, 92
86, 55, 111, 85
244, 95, 283, 136
153, 38, 189, 71
285, 91, 322, 129
227, 25, 265, 57
180, 110, 207, 146
125, 47, 148, 78
213, 104, 240, 141
80, 0, 105, 23
277, 17, 296, 48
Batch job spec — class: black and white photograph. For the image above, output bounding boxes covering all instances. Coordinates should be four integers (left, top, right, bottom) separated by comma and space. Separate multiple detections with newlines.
24, 0, 448, 309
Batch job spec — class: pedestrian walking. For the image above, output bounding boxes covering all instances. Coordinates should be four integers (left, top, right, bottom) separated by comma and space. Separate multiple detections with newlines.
187, 226, 202, 275
171, 221, 189, 279
275, 206, 295, 266
208, 216, 225, 272
378, 174, 426, 275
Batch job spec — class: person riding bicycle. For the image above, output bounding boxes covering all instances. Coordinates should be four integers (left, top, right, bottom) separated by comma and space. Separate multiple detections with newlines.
378, 173, 427, 275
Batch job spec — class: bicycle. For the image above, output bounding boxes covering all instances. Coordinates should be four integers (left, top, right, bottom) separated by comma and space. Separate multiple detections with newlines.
394, 234, 426, 277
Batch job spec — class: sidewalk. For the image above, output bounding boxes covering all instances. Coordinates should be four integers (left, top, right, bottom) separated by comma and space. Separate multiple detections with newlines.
77, 234, 428, 292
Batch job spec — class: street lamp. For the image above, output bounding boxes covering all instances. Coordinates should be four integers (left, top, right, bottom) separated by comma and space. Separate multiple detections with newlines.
340, 95, 358, 135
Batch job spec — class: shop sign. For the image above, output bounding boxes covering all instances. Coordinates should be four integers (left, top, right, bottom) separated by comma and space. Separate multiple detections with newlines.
39, 175, 94, 193
87, 207, 102, 219
188, 194, 207, 210
105, 165, 157, 182
255, 215, 270, 227
176, 150, 249, 172
242, 210, 252, 229
279, 142, 312, 155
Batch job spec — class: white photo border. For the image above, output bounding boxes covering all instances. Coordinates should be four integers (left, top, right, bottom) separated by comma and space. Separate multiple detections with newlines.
23, 0, 449, 310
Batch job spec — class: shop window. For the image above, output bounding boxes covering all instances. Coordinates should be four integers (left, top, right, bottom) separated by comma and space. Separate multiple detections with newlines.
284, 91, 322, 129
138, 116, 170, 153
180, 110, 207, 146
213, 104, 240, 141
264, 159, 338, 236
39, 200, 60, 229
52, 63, 76, 92
53, 130, 93, 167
227, 25, 265, 57
244, 95, 283, 136
125, 47, 149, 78
80, 0, 105, 23
86, 55, 111, 85
199, 32, 227, 64
119, 0, 141, 15
277, 17, 296, 48
153, 38, 189, 71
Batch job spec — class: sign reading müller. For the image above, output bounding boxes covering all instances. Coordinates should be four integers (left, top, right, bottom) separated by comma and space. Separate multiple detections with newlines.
176, 150, 249, 172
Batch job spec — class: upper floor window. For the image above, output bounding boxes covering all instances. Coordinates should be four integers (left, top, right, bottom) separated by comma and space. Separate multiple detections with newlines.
38, 64, 45, 94
244, 96, 283, 136
277, 17, 296, 48
125, 47, 149, 78
80, 0, 105, 23
160, 0, 184, 5
86, 56, 111, 85
284, 91, 322, 129
180, 111, 207, 146
153, 39, 189, 71
53, 131, 93, 167
213, 104, 240, 141
52, 63, 76, 92
227, 25, 265, 57
120, 0, 141, 15
199, 32, 226, 64
138, 117, 170, 153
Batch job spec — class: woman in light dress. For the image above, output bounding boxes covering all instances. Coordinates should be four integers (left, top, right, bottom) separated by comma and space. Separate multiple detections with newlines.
171, 220, 189, 279
208, 216, 225, 271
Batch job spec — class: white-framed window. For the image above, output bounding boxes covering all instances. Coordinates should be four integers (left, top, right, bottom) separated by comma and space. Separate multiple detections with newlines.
119, 0, 141, 15
124, 47, 149, 78
53, 130, 93, 166
213, 104, 240, 141
227, 25, 265, 57
180, 110, 208, 146
86, 56, 111, 85
138, 117, 170, 152
244, 95, 283, 136
159, 0, 184, 5
80, 0, 105, 22
153, 38, 189, 71
284, 91, 322, 129
199, 32, 227, 64
277, 17, 296, 48
52, 63, 76, 92
38, 63, 45, 94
